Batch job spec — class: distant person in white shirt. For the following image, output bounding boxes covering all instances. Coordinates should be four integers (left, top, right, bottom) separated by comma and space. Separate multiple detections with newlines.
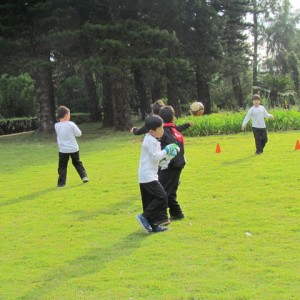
241, 94, 274, 155
55, 106, 89, 187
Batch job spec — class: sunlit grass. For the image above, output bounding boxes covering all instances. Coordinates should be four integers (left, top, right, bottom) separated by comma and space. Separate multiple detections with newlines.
0, 123, 300, 299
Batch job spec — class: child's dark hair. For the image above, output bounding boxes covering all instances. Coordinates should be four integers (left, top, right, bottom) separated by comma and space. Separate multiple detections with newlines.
152, 100, 165, 115
159, 106, 175, 123
252, 94, 261, 100
145, 115, 163, 131
57, 106, 70, 119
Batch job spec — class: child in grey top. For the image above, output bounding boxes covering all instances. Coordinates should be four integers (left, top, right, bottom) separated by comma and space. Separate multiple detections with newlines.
55, 106, 89, 187
242, 94, 274, 154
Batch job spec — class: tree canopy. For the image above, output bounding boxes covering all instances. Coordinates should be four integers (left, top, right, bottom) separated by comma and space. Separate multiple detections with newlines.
0, 0, 299, 132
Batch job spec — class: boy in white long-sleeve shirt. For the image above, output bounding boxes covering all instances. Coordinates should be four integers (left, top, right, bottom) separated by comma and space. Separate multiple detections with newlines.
55, 106, 89, 187
136, 115, 179, 233
241, 94, 274, 155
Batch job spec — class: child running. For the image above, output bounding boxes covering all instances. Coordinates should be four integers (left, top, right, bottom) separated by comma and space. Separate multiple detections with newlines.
241, 94, 274, 155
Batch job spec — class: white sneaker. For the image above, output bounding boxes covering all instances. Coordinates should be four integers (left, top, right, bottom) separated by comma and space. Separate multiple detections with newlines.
82, 177, 89, 183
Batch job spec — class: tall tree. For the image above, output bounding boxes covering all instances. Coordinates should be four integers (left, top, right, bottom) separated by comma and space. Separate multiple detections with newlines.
181, 0, 223, 114
263, 0, 300, 74
214, 0, 251, 109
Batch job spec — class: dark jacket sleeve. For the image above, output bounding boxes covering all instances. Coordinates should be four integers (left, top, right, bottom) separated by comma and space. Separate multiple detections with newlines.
133, 125, 148, 135
175, 123, 191, 132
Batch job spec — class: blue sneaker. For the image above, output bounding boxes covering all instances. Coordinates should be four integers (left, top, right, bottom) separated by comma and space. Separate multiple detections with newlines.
136, 214, 152, 232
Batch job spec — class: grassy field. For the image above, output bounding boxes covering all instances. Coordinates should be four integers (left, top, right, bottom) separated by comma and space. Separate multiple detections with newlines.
0, 123, 300, 300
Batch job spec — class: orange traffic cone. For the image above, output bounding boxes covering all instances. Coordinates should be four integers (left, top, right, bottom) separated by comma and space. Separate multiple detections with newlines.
295, 140, 300, 150
216, 143, 221, 153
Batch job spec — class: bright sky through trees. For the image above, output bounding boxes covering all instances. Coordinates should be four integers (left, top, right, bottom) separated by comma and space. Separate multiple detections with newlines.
290, 0, 300, 10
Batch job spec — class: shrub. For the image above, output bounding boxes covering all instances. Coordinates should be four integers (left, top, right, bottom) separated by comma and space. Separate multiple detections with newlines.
0, 74, 35, 118
0, 113, 90, 135
176, 109, 300, 136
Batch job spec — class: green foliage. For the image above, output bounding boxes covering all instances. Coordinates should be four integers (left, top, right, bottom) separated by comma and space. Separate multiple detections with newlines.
56, 76, 89, 113
0, 113, 89, 135
0, 117, 38, 135
0, 74, 35, 118
0, 123, 299, 299
176, 109, 300, 136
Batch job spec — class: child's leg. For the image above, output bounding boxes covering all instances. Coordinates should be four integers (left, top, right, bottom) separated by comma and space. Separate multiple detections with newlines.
58, 152, 69, 186
70, 151, 88, 179
140, 181, 168, 225
252, 127, 263, 154
261, 129, 268, 151
159, 168, 183, 217
140, 184, 152, 211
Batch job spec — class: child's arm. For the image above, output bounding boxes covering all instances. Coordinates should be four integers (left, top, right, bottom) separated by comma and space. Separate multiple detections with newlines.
263, 108, 274, 120
241, 108, 252, 130
176, 122, 194, 132
144, 141, 179, 162
131, 125, 148, 135
71, 122, 82, 137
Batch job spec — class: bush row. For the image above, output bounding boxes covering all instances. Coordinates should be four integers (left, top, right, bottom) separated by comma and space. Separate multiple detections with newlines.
176, 109, 300, 137
0, 117, 38, 135
0, 113, 90, 135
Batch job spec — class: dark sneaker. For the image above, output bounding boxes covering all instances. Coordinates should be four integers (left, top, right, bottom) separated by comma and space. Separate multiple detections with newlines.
82, 177, 89, 183
57, 184, 65, 188
136, 214, 152, 232
154, 219, 170, 226
170, 213, 185, 221
152, 225, 168, 233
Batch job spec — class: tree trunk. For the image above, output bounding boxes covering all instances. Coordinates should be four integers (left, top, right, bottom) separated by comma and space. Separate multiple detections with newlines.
32, 62, 55, 134
252, 0, 258, 92
102, 73, 114, 127
232, 75, 244, 109
151, 76, 164, 102
269, 89, 277, 108
196, 68, 211, 114
84, 69, 102, 122
111, 72, 133, 131
133, 68, 150, 120
166, 65, 181, 117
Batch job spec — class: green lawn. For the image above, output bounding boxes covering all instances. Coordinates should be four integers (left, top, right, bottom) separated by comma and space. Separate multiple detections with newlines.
0, 123, 299, 299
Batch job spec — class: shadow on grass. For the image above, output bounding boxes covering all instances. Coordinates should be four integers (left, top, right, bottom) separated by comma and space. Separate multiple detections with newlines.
68, 195, 140, 221
19, 231, 150, 299
221, 155, 255, 166
0, 184, 84, 208
0, 187, 56, 208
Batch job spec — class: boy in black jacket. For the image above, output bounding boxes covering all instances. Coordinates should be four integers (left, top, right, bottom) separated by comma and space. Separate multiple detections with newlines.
158, 106, 194, 221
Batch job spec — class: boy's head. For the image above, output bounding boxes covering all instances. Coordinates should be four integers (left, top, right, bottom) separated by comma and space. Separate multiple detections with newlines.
57, 106, 70, 120
252, 94, 261, 107
152, 100, 165, 115
145, 115, 164, 138
159, 106, 175, 123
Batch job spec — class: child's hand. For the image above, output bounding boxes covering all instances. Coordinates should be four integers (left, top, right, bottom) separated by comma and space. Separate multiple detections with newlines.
271, 115, 275, 120
241, 125, 246, 131
189, 122, 194, 127
130, 127, 136, 133
164, 143, 180, 157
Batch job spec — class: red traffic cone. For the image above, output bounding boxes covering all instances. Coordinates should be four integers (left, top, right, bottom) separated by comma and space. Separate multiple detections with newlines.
216, 143, 221, 153
295, 140, 300, 150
